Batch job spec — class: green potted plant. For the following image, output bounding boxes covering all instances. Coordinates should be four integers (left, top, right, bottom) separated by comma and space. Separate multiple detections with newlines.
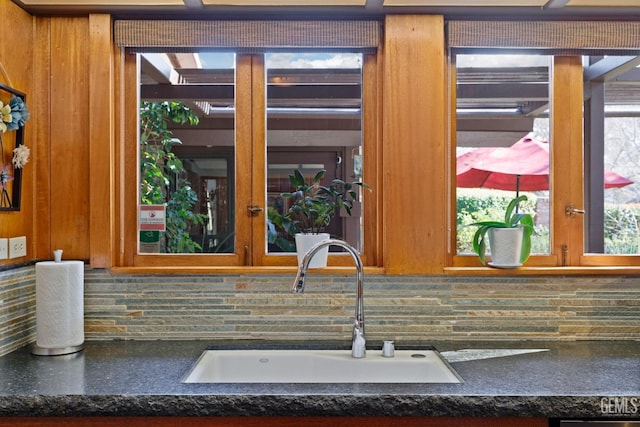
268, 169, 368, 267
464, 195, 534, 268
139, 101, 206, 253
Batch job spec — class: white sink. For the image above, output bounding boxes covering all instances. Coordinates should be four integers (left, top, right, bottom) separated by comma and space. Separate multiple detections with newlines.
182, 349, 462, 384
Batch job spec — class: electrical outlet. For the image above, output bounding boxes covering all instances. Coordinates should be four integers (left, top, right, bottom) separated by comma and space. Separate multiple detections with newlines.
9, 236, 26, 259
0, 238, 7, 260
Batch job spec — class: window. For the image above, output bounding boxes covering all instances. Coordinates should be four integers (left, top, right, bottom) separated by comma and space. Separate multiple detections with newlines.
583, 56, 640, 261
113, 20, 381, 269
127, 50, 376, 267
451, 56, 640, 267
138, 52, 236, 255
265, 52, 365, 256
455, 53, 552, 259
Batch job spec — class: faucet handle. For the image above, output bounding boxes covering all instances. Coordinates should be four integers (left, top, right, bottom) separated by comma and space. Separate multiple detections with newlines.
382, 340, 395, 358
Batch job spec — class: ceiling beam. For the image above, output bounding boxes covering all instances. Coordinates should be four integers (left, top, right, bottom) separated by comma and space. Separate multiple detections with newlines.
167, 53, 201, 70
523, 101, 549, 117
457, 82, 548, 102
456, 117, 534, 132
268, 85, 361, 99
141, 84, 233, 100
141, 83, 362, 101
543, 0, 570, 8
140, 53, 179, 85
607, 68, 640, 83
583, 56, 640, 82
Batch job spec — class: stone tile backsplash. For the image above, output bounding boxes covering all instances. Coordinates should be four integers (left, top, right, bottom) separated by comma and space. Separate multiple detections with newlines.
0, 266, 36, 356
1, 266, 639, 356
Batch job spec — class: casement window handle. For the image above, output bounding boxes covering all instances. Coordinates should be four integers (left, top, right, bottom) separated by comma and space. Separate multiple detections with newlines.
565, 205, 585, 217
247, 205, 264, 217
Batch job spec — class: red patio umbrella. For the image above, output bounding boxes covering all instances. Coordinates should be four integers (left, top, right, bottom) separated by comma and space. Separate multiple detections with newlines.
457, 136, 633, 195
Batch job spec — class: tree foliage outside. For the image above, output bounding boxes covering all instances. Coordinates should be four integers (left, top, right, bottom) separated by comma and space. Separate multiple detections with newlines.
534, 116, 640, 206
602, 117, 640, 205
139, 101, 206, 253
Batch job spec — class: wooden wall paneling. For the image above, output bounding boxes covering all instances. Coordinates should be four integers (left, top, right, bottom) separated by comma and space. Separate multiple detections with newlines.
0, 1, 34, 263
34, 17, 52, 261
49, 17, 90, 260
382, 15, 448, 274
88, 14, 114, 268
551, 56, 584, 266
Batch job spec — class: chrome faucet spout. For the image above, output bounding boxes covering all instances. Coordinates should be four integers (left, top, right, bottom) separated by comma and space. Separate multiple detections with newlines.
292, 238, 366, 358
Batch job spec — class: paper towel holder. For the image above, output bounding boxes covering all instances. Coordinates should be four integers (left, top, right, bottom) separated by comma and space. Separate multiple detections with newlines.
32, 343, 83, 356
31, 260, 85, 357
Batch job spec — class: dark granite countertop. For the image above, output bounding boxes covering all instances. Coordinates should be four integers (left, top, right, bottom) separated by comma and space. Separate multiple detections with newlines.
0, 340, 638, 419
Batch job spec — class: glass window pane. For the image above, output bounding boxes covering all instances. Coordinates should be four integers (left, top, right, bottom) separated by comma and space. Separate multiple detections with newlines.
264, 52, 364, 254
138, 52, 236, 254
585, 55, 640, 254
455, 54, 552, 257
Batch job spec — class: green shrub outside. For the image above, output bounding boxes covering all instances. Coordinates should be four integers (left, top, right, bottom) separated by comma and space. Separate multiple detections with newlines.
457, 191, 541, 255
604, 203, 640, 254
457, 190, 640, 255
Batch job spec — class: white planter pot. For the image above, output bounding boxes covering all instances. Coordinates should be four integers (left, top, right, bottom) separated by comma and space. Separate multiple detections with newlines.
295, 233, 330, 268
488, 227, 524, 268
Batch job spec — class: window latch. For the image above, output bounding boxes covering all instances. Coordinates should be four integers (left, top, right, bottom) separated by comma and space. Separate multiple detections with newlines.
565, 205, 585, 217
247, 205, 264, 217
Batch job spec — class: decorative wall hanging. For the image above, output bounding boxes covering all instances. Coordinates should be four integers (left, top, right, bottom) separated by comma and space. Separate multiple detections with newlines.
0, 61, 30, 211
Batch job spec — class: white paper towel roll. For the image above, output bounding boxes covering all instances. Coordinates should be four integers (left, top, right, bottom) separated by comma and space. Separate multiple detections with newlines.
35, 261, 85, 349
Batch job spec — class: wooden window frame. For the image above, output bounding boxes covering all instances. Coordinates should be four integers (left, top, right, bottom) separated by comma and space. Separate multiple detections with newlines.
116, 51, 381, 269
449, 51, 640, 270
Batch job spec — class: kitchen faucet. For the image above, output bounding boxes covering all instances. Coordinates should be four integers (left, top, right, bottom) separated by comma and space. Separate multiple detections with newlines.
292, 239, 366, 358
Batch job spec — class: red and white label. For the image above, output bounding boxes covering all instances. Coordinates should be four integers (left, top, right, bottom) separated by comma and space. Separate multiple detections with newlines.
139, 205, 166, 231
